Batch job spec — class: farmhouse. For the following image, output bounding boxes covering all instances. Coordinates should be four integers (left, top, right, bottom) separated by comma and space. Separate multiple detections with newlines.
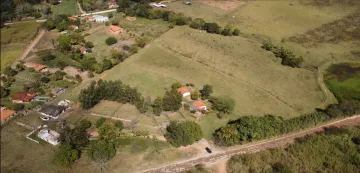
79, 46, 87, 54
177, 87, 191, 97
68, 25, 78, 30
1, 106, 15, 123
39, 104, 66, 119
151, 3, 167, 8
37, 129, 60, 145
11, 92, 37, 103
68, 16, 78, 21
107, 1, 118, 8
109, 25, 123, 34
191, 100, 207, 111
24, 62, 48, 72
93, 15, 109, 22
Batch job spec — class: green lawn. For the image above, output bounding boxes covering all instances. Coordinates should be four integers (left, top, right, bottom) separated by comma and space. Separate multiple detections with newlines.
1, 21, 40, 71
52, 0, 80, 16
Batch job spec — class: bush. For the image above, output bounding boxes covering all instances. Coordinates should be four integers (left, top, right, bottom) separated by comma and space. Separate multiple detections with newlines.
0, 86, 9, 98
210, 96, 235, 114
4, 67, 18, 76
56, 61, 68, 69
11, 104, 25, 111
171, 82, 182, 89
96, 117, 106, 128
40, 76, 50, 83
108, 13, 114, 18
88, 71, 94, 78
85, 41, 94, 49
115, 121, 124, 130
204, 23, 221, 34
41, 53, 56, 61
75, 74, 82, 83
191, 92, 199, 100
129, 45, 138, 54
189, 18, 205, 29
232, 28, 240, 36
105, 37, 117, 45
54, 143, 79, 167
135, 37, 149, 48
102, 59, 113, 71
165, 121, 203, 147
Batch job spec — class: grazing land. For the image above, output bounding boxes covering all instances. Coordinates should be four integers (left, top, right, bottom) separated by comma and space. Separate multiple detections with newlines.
52, 0, 81, 16
0, 22, 40, 71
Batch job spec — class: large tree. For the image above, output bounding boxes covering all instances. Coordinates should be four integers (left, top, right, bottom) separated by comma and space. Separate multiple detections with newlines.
165, 121, 203, 147
152, 96, 163, 116
162, 88, 182, 112
200, 84, 213, 99
99, 123, 117, 142
54, 142, 79, 167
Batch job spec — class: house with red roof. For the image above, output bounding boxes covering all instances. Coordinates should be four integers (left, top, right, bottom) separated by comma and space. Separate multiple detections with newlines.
1, 106, 15, 124
177, 87, 191, 97
79, 46, 87, 54
109, 25, 123, 34
191, 100, 207, 112
11, 92, 37, 104
68, 25, 78, 30
68, 16, 78, 21
24, 62, 48, 72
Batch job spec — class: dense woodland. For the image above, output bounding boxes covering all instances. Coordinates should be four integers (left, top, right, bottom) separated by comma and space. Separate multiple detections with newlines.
227, 126, 360, 173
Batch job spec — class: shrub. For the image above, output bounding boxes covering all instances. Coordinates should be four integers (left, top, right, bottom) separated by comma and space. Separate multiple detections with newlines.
88, 71, 94, 78
115, 121, 124, 130
165, 121, 203, 147
129, 45, 138, 54
96, 117, 106, 128
209, 96, 235, 114
11, 104, 25, 111
204, 23, 221, 34
102, 59, 113, 70
56, 61, 68, 69
171, 82, 182, 89
135, 37, 149, 48
41, 53, 56, 61
232, 28, 240, 36
191, 92, 199, 100
75, 74, 82, 83
189, 18, 205, 29
85, 41, 94, 49
105, 37, 117, 45
40, 76, 50, 83
4, 67, 18, 76
54, 143, 79, 167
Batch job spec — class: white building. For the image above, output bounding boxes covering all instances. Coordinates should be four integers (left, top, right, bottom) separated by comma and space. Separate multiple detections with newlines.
38, 129, 60, 145
177, 87, 191, 97
93, 15, 109, 22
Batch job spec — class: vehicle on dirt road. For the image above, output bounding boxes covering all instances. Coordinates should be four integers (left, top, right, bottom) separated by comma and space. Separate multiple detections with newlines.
40, 116, 50, 121
205, 147, 212, 153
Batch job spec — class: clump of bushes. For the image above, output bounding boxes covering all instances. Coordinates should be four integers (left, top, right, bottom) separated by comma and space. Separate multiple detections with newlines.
105, 37, 118, 45
262, 43, 304, 68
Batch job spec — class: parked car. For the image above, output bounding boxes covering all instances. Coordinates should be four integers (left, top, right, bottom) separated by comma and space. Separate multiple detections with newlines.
205, 147, 212, 153
40, 116, 50, 121
184, 1, 192, 5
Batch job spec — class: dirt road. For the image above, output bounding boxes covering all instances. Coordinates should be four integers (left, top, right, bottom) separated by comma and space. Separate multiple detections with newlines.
11, 29, 46, 67
138, 115, 360, 173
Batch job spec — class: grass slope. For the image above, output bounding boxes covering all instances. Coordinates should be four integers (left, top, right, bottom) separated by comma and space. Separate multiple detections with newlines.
52, 0, 80, 16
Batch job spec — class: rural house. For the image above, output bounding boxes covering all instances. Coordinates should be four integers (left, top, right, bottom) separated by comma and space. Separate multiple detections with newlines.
79, 46, 87, 54
68, 25, 78, 30
191, 100, 207, 112
11, 92, 37, 103
24, 62, 48, 72
39, 104, 66, 119
1, 106, 15, 124
37, 129, 60, 145
177, 87, 191, 97
109, 25, 123, 34
68, 16, 78, 21
86, 16, 95, 22
107, 1, 118, 8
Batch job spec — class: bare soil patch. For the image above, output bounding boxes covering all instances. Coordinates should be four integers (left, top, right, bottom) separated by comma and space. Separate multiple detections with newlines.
199, 0, 246, 11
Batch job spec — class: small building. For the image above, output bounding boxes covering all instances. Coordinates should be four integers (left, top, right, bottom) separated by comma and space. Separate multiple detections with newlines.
79, 46, 87, 54
107, 1, 118, 8
191, 100, 207, 112
38, 129, 60, 145
24, 62, 48, 72
86, 16, 95, 22
93, 15, 109, 22
177, 87, 191, 97
1, 106, 15, 124
39, 104, 66, 119
109, 25, 123, 34
58, 99, 71, 108
11, 92, 37, 104
68, 25, 78, 30
68, 16, 78, 21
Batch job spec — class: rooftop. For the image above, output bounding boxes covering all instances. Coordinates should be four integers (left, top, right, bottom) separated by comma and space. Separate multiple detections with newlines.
24, 62, 47, 71
192, 100, 206, 110
39, 105, 66, 117
1, 107, 15, 121
11, 92, 36, 102
177, 87, 190, 95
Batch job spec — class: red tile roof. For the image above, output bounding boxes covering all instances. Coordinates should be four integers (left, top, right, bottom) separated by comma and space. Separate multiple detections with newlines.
11, 92, 36, 102
1, 107, 15, 121
24, 62, 47, 71
177, 87, 190, 95
192, 100, 206, 110
109, 25, 122, 32
68, 16, 78, 21
79, 47, 87, 52
69, 25, 78, 30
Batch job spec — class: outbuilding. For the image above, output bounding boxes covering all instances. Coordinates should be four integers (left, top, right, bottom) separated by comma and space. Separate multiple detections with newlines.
177, 87, 191, 97
39, 105, 66, 119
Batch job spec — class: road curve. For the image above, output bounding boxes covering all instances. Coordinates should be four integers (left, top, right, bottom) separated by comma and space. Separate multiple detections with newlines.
138, 115, 360, 173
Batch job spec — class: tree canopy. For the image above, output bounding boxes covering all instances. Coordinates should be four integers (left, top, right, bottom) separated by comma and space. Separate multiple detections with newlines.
165, 121, 203, 147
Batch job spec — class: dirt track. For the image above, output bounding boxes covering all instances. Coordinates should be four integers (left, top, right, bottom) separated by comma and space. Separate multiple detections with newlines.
138, 115, 360, 173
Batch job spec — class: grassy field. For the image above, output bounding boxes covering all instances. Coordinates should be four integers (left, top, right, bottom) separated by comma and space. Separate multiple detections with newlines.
52, 0, 80, 16
1, 21, 40, 71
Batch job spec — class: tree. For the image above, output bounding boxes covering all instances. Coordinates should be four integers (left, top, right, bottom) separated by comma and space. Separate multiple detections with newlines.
79, 119, 91, 130
200, 84, 213, 99
59, 123, 90, 149
165, 121, 203, 147
152, 96, 163, 116
221, 25, 233, 36
163, 88, 182, 112
129, 45, 138, 54
204, 23, 221, 34
189, 18, 205, 29
40, 76, 50, 83
102, 59, 113, 71
88, 71, 94, 78
56, 61, 68, 69
115, 121, 124, 130
191, 92, 199, 100
232, 28, 240, 36
58, 35, 72, 51
75, 74, 83, 83
96, 117, 106, 128
111, 50, 127, 62
54, 143, 79, 167
105, 37, 117, 45
99, 123, 117, 142
209, 96, 235, 114
16, 63, 25, 71
88, 140, 116, 171
4, 67, 18, 76
85, 41, 94, 48
57, 20, 69, 31
43, 19, 55, 30
11, 104, 24, 111
171, 82, 182, 89
0, 86, 9, 98
135, 36, 148, 48
108, 12, 113, 18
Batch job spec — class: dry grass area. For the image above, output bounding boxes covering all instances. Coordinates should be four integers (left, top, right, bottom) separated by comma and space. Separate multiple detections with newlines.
199, 0, 246, 11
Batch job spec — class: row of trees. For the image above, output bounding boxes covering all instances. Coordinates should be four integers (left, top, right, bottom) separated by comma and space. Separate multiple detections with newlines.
116, 0, 240, 36
79, 80, 146, 112
214, 99, 360, 146
43, 15, 81, 31
262, 43, 305, 68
